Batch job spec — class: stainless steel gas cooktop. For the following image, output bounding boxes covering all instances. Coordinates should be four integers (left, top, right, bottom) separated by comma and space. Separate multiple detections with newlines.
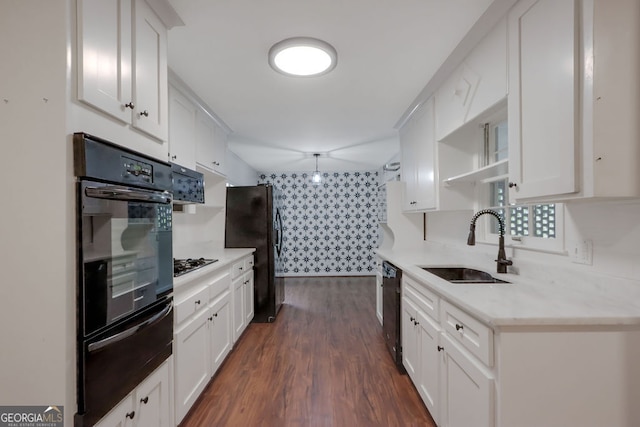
173, 258, 218, 277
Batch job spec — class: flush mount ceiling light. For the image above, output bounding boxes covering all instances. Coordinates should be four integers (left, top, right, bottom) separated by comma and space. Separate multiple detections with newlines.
269, 37, 337, 77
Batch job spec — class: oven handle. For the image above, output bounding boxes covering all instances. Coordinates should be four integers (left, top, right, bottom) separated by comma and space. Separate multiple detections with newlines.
85, 185, 172, 204
87, 302, 173, 353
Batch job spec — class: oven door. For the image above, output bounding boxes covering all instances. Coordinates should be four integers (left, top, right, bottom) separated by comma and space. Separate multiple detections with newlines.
76, 297, 173, 427
79, 179, 173, 337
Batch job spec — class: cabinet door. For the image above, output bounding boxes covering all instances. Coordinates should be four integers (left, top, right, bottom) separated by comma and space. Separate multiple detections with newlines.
135, 361, 171, 427
417, 310, 440, 425
232, 276, 245, 342
174, 310, 210, 424
168, 85, 197, 168
94, 396, 133, 427
209, 291, 232, 375
440, 334, 493, 427
132, 0, 168, 140
211, 123, 227, 176
400, 97, 437, 211
400, 115, 418, 211
414, 97, 437, 211
244, 271, 254, 324
508, 0, 578, 200
375, 271, 383, 326
401, 296, 419, 382
77, 0, 132, 123
195, 110, 216, 170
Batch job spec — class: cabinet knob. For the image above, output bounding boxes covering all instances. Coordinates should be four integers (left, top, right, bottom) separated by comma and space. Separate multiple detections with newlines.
140, 110, 149, 117
214, 312, 218, 317
195, 300, 201, 305
208, 316, 213, 321
171, 155, 177, 160
126, 411, 135, 419
413, 320, 419, 326
410, 316, 415, 322
124, 102, 135, 109
508, 182, 518, 189
437, 346, 444, 352
140, 396, 149, 404
455, 323, 464, 331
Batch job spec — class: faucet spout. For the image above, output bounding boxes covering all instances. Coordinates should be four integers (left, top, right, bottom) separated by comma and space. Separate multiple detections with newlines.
467, 209, 513, 274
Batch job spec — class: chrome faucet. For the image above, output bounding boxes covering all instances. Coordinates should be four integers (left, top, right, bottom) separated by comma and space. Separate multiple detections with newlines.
467, 209, 513, 274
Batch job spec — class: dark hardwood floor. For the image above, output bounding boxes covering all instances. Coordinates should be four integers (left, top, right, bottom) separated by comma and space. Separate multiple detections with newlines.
180, 276, 436, 427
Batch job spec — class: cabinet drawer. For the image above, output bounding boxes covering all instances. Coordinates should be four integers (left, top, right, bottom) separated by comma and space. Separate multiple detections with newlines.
175, 285, 208, 325
209, 272, 231, 302
231, 260, 245, 279
403, 275, 439, 322
244, 256, 254, 270
441, 300, 493, 366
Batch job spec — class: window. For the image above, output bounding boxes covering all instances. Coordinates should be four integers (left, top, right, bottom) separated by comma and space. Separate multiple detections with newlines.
488, 120, 508, 164
484, 179, 562, 252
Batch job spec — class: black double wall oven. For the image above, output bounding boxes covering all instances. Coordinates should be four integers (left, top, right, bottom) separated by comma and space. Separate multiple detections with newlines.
74, 133, 174, 426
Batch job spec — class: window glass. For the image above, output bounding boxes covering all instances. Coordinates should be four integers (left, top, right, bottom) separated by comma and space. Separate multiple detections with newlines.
493, 120, 508, 162
487, 179, 555, 240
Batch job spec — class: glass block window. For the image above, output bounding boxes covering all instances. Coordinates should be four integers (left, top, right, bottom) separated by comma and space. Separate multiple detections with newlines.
488, 180, 556, 239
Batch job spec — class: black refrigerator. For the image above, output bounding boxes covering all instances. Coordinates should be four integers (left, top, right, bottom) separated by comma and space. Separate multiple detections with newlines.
225, 184, 285, 322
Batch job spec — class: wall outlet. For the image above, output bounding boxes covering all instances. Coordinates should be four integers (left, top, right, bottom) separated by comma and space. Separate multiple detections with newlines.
571, 239, 593, 265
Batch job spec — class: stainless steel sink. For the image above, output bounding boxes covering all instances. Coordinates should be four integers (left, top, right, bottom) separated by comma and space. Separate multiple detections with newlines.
422, 267, 511, 284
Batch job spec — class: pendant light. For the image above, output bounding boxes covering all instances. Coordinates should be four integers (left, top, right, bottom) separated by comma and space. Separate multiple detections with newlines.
311, 153, 322, 186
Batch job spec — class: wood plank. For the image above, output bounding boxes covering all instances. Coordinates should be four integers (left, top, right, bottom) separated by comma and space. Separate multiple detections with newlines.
180, 276, 435, 427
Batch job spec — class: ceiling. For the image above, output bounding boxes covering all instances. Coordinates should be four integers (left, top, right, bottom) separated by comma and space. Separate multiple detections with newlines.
167, 0, 496, 173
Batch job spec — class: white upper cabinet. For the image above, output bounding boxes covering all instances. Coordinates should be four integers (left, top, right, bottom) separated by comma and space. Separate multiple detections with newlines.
400, 96, 437, 212
77, 0, 133, 123
507, 0, 578, 200
436, 18, 507, 142
196, 110, 228, 177
77, 0, 170, 141
586, 0, 640, 199
508, 0, 640, 202
168, 84, 197, 168
132, 0, 168, 141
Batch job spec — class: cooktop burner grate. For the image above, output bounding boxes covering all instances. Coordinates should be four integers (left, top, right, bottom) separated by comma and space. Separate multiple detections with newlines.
173, 258, 218, 277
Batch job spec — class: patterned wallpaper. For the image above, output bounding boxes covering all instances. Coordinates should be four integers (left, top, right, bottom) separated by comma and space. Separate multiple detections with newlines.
258, 171, 380, 276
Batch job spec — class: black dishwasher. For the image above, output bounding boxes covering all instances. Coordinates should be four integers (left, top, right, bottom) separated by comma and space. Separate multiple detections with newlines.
382, 261, 405, 373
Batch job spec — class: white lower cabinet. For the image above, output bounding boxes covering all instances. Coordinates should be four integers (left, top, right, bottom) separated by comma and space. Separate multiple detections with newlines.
173, 253, 253, 424
375, 259, 383, 326
209, 290, 232, 374
402, 276, 493, 427
440, 334, 493, 427
95, 359, 171, 427
232, 274, 246, 342
173, 267, 235, 424
231, 256, 254, 342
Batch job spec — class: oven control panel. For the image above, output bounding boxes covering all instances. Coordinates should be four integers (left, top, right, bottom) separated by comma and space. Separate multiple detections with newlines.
122, 156, 153, 184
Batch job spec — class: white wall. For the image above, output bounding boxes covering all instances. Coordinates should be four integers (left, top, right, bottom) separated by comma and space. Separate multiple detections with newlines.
425, 201, 640, 284
0, 1, 76, 423
225, 150, 258, 186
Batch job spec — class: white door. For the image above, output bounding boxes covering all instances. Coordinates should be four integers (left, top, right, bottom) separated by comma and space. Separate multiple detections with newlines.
417, 311, 440, 424
77, 0, 132, 123
440, 334, 493, 427
135, 362, 170, 427
508, 0, 578, 200
132, 0, 168, 140
168, 86, 197, 167
174, 310, 210, 424
209, 292, 232, 375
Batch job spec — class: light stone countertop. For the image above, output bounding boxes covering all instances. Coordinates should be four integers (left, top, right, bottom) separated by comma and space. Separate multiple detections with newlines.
377, 243, 640, 329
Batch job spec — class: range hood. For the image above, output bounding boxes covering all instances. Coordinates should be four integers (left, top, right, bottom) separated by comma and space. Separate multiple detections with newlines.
170, 163, 205, 204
